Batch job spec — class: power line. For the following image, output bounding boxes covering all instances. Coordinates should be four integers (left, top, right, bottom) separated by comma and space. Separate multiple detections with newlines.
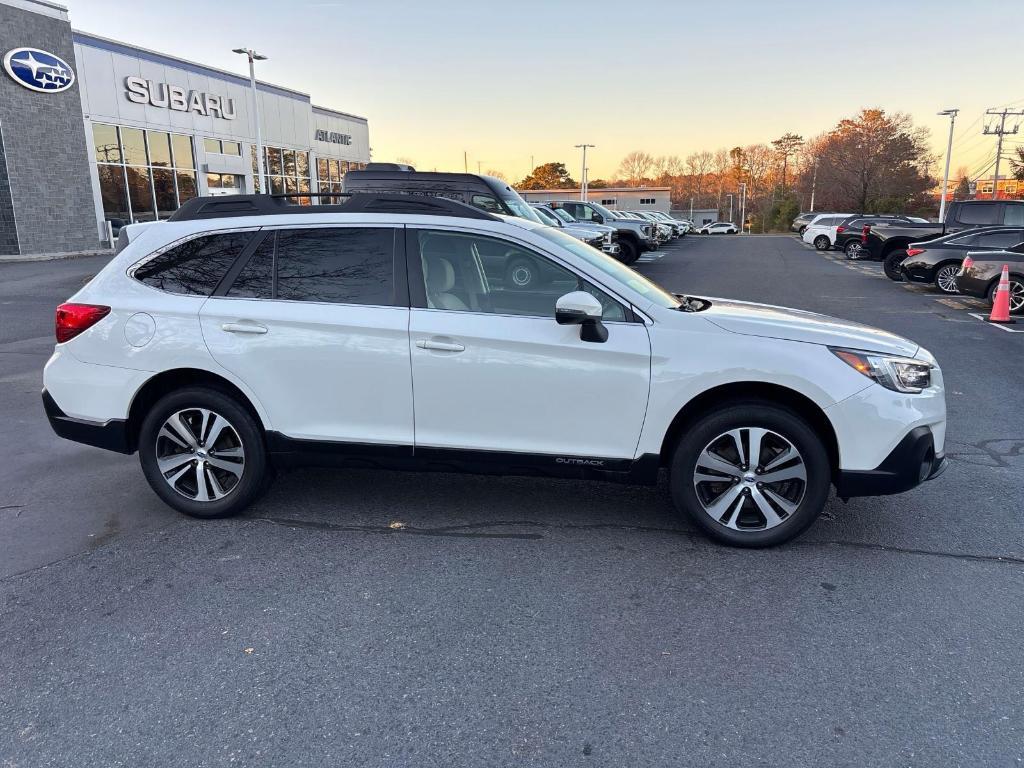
982, 107, 1024, 196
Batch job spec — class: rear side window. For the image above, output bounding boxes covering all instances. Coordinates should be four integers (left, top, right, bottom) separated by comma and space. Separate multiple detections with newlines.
955, 203, 999, 226
226, 227, 396, 306
134, 232, 254, 295
978, 230, 1024, 249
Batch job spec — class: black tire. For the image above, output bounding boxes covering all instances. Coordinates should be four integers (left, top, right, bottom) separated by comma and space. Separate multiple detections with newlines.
139, 387, 269, 519
504, 256, 543, 289
883, 250, 908, 281
798, 226, 807, 235
933, 262, 960, 295
617, 238, 639, 265
813, 235, 830, 250
669, 402, 831, 547
844, 240, 865, 260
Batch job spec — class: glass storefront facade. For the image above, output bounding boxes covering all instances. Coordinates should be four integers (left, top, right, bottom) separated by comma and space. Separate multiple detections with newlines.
93, 123, 197, 226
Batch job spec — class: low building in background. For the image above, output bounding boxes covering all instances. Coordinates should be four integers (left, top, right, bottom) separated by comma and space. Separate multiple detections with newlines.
520, 187, 671, 213
1, 0, 371, 258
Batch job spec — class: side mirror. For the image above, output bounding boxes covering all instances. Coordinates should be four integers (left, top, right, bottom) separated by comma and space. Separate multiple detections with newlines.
555, 291, 608, 343
593, 213, 604, 224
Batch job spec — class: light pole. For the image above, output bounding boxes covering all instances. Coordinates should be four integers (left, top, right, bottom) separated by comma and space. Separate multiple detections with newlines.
575, 144, 594, 201
233, 48, 268, 194
937, 108, 959, 222
809, 157, 818, 212
727, 193, 734, 223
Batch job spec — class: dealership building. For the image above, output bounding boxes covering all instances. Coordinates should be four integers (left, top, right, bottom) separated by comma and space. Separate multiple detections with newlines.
0, 0, 370, 258
520, 186, 672, 214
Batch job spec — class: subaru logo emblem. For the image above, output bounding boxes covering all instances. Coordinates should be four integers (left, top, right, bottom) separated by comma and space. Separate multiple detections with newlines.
3, 47, 76, 93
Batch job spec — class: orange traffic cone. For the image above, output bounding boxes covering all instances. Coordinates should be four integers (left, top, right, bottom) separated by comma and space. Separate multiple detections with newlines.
987, 264, 1015, 324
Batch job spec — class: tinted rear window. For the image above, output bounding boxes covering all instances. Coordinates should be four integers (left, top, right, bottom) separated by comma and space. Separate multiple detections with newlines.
956, 203, 999, 226
135, 232, 253, 295
1004, 205, 1024, 227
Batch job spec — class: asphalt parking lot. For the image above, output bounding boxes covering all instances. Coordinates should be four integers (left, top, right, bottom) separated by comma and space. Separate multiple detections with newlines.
2, 236, 1023, 767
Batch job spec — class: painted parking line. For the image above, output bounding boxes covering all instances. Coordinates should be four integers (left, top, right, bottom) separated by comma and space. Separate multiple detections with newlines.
968, 313, 1024, 332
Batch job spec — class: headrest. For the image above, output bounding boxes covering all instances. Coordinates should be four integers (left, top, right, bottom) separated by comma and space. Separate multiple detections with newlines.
424, 255, 455, 293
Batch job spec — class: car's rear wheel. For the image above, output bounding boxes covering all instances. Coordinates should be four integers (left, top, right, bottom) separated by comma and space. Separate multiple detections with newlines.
988, 274, 1024, 314
813, 235, 830, 250
883, 250, 908, 281
669, 402, 831, 547
139, 387, 268, 519
844, 241, 865, 260
617, 238, 639, 265
933, 263, 960, 294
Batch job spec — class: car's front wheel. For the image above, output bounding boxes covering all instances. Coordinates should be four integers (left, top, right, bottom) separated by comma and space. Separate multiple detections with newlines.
883, 250, 908, 281
139, 387, 269, 519
813, 235, 830, 250
617, 238, 639, 265
669, 402, 831, 547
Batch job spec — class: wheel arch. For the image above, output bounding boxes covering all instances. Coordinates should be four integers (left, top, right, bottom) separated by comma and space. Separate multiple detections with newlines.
879, 238, 913, 258
126, 368, 269, 453
657, 382, 840, 477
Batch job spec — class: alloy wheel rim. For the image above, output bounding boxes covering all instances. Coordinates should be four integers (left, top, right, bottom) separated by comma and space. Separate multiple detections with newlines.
156, 408, 245, 502
936, 265, 959, 293
1011, 280, 1024, 312
847, 243, 862, 259
692, 427, 807, 531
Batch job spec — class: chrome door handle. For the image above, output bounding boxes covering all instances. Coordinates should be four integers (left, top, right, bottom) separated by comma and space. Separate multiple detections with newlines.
221, 322, 268, 334
416, 338, 465, 352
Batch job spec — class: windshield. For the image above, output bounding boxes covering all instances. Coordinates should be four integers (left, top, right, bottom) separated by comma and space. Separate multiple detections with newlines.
501, 193, 545, 224
587, 201, 617, 220
532, 226, 680, 310
531, 206, 560, 226
550, 207, 577, 224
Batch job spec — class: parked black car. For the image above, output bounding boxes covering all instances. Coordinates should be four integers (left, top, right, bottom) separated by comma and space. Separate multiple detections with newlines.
893, 227, 1024, 290
956, 243, 1024, 314
861, 200, 1024, 262
834, 215, 927, 260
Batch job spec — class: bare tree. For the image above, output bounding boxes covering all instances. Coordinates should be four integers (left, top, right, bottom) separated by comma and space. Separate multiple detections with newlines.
617, 151, 655, 186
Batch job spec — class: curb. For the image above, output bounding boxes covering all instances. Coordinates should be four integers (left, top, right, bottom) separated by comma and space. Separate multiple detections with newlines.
0, 249, 112, 264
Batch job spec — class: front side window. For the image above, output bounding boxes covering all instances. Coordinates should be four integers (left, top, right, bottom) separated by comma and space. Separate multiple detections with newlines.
414, 230, 625, 321
134, 232, 254, 295
471, 194, 504, 214
274, 228, 395, 305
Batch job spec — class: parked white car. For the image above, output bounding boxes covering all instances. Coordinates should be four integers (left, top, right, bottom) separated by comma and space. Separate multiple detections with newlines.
700, 222, 738, 234
43, 193, 947, 547
802, 213, 854, 250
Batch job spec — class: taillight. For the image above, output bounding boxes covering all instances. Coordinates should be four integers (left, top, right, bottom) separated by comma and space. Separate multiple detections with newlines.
55, 303, 110, 343
861, 224, 871, 243
836, 225, 846, 234
961, 256, 974, 271
905, 248, 925, 258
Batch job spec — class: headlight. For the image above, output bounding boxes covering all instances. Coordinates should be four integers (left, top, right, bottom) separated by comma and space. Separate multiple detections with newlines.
830, 348, 932, 393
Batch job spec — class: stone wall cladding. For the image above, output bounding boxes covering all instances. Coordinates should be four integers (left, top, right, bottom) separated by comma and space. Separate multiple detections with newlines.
0, 2, 100, 256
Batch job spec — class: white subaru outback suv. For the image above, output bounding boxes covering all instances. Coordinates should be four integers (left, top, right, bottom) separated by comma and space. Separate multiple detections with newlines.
43, 194, 947, 547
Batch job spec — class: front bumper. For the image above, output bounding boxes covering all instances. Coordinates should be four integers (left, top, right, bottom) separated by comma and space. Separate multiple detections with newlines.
43, 389, 133, 454
835, 426, 946, 498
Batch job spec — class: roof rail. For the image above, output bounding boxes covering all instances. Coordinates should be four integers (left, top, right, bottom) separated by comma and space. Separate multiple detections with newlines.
166, 193, 500, 223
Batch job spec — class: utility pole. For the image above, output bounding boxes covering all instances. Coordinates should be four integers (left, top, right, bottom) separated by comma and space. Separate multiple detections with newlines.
937, 108, 959, 221
689, 196, 694, 221
983, 107, 1024, 200
809, 158, 818, 212
727, 193, 734, 223
575, 143, 595, 201
477, 161, 482, 174
463, 151, 468, 174
739, 183, 747, 233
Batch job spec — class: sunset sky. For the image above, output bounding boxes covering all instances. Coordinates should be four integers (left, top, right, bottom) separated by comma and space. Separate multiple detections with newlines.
65, 0, 1022, 183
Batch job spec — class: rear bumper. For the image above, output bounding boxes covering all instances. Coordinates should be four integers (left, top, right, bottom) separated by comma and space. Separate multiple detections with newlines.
955, 273, 991, 300
42, 389, 132, 454
835, 426, 945, 498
